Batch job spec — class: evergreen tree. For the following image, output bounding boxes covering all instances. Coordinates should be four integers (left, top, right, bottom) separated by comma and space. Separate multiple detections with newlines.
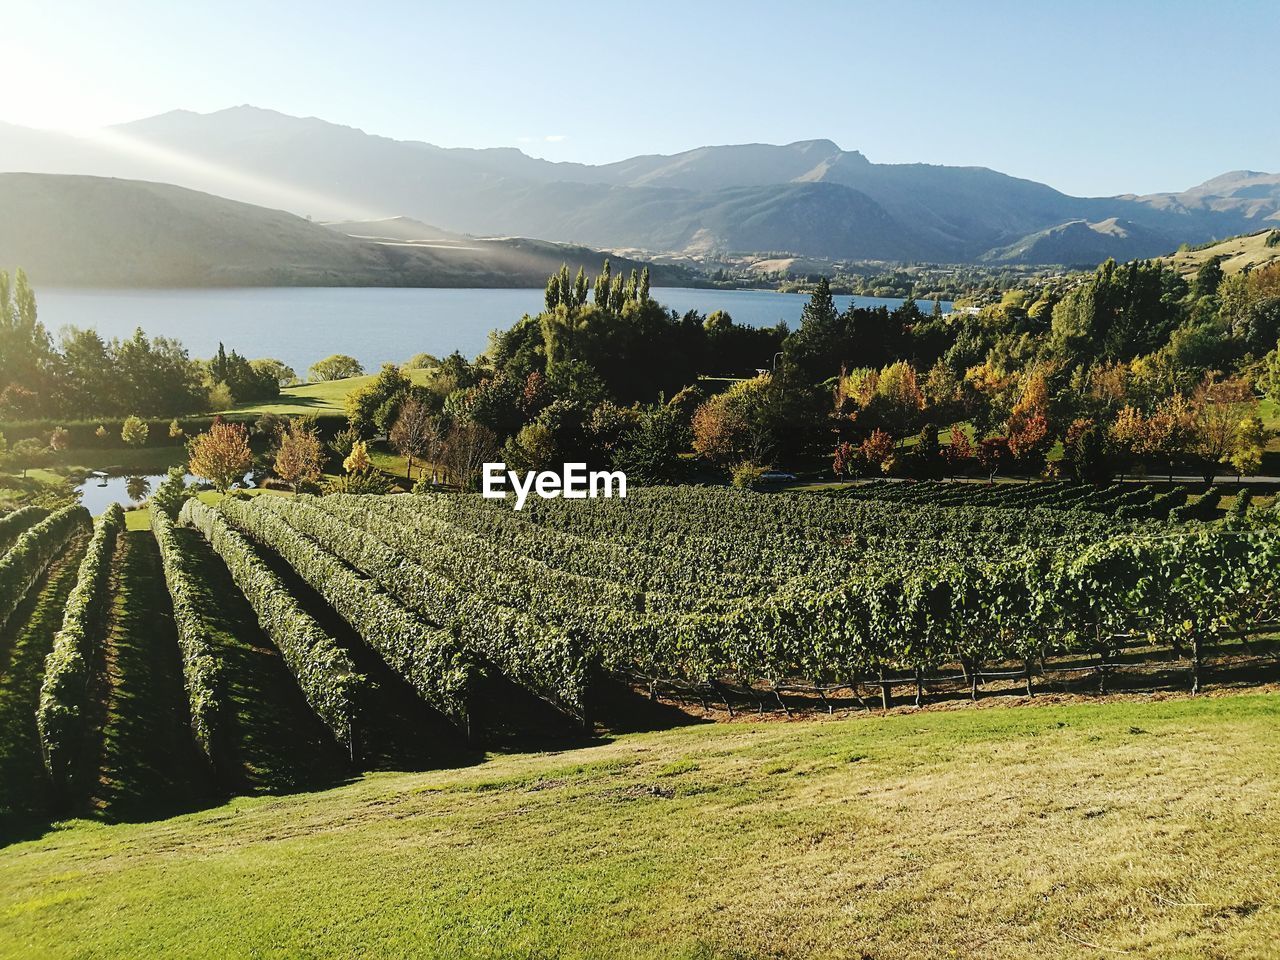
594, 260, 611, 307
544, 272, 561, 312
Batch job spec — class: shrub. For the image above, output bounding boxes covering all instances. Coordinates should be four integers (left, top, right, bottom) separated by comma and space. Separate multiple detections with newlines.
0, 505, 47, 555
121, 415, 149, 447
217, 496, 476, 728
0, 504, 89, 633
180, 498, 364, 751
152, 508, 223, 758
36, 504, 124, 792
730, 461, 767, 489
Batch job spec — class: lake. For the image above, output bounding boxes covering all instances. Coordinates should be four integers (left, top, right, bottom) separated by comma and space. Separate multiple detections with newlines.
34, 287, 949, 376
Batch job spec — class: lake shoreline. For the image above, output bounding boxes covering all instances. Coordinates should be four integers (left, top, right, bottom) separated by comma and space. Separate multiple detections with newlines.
35, 286, 951, 375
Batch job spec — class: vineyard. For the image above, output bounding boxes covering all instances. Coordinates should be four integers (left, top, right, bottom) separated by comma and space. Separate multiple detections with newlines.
1, 481, 1278, 834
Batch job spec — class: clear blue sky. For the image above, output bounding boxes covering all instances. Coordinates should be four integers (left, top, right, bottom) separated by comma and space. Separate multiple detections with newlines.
4, 0, 1275, 196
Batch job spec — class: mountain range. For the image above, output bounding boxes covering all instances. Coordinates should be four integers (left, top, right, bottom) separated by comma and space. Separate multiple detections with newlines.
1, 105, 1278, 270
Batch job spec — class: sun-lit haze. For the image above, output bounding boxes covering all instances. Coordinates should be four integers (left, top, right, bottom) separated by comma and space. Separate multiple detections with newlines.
3, 0, 1276, 197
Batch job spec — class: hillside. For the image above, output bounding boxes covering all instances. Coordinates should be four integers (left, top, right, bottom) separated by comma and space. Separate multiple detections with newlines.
1, 696, 1277, 958
0, 174, 679, 288
981, 218, 1177, 265
1, 107, 1275, 264
1161, 227, 1280, 276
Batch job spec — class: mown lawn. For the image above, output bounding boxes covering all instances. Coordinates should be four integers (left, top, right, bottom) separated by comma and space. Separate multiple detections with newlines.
225, 368, 435, 418
1, 693, 1276, 958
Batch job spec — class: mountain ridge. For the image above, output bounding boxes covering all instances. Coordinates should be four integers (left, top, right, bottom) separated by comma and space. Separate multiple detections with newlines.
1, 106, 1275, 265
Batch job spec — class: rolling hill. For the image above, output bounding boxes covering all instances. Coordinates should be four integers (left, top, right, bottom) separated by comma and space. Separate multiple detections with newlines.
1160, 228, 1280, 277
0, 173, 683, 288
1, 107, 1276, 266
980, 218, 1177, 266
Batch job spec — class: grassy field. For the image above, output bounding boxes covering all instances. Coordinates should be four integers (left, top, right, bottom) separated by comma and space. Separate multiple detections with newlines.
0, 693, 1276, 959
1163, 229, 1280, 276
225, 368, 435, 418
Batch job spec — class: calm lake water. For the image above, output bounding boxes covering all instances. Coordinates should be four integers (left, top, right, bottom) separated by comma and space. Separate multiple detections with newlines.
35, 287, 949, 375
74, 473, 176, 515
74, 472, 257, 514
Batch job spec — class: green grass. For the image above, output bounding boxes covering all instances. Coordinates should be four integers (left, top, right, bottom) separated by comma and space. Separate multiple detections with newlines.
1, 693, 1277, 958
168, 526, 349, 793
87, 532, 211, 821
1261, 397, 1279, 434
1164, 228, 1280, 276
225, 369, 435, 418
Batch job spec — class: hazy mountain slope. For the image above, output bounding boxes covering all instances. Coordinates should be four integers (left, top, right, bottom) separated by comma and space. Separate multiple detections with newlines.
1, 107, 1276, 264
0, 173, 410, 286
1134, 171, 1280, 221
324, 217, 466, 242
981, 218, 1177, 265
0, 174, 677, 288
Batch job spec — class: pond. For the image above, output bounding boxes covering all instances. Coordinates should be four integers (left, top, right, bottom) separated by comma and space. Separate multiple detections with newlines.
74, 472, 251, 516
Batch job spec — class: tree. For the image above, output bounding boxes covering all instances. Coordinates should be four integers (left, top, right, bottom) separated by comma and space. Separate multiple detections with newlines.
832, 440, 857, 480
250, 358, 298, 387
389, 396, 441, 479
188, 420, 253, 493
274, 419, 325, 492
504, 421, 558, 472
976, 436, 1013, 481
1193, 376, 1255, 480
1229, 416, 1267, 481
783, 277, 844, 380
308, 354, 365, 382
49, 426, 70, 452
1192, 257, 1224, 300
1263, 341, 1280, 404
1007, 412, 1050, 472
593, 260, 611, 308
612, 404, 687, 484
941, 426, 971, 478
730, 461, 766, 489
207, 343, 279, 403
441, 421, 499, 491
169, 419, 184, 440
1063, 417, 1110, 483
121, 415, 149, 448
9, 438, 47, 478
859, 429, 896, 475
691, 377, 776, 465
343, 440, 372, 475
345, 363, 410, 435
151, 466, 192, 518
